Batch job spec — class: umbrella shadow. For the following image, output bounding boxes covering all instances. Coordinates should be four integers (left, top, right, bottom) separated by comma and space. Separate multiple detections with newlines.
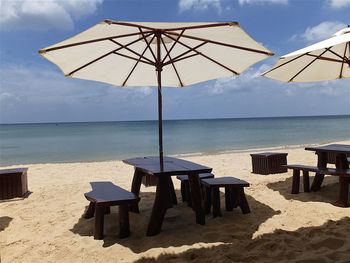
70, 190, 279, 252
0, 216, 13, 231
132, 216, 350, 263
266, 175, 346, 204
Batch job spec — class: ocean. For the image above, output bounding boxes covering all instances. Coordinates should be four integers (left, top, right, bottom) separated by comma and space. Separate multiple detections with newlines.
0, 115, 349, 166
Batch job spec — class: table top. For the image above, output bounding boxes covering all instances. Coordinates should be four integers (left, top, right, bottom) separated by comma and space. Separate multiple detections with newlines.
123, 156, 212, 176
305, 144, 350, 154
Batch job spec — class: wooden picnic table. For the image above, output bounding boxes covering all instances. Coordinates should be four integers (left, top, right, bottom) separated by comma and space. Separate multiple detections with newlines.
305, 144, 350, 207
123, 156, 212, 236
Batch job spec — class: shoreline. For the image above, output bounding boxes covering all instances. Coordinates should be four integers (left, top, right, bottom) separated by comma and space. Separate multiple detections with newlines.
0, 139, 343, 168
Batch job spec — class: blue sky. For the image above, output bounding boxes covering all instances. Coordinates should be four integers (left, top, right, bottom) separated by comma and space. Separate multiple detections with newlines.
0, 0, 349, 124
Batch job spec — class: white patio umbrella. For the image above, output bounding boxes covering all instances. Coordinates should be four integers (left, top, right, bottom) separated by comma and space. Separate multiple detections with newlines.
39, 20, 273, 166
262, 27, 350, 82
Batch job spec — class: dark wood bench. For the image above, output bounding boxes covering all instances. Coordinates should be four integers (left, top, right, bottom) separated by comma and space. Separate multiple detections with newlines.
176, 173, 214, 206
201, 177, 250, 218
83, 182, 140, 240
0, 168, 29, 200
250, 152, 288, 175
283, 165, 350, 194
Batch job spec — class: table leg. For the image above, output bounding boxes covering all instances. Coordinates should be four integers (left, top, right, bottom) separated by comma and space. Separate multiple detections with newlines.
130, 168, 144, 213
311, 152, 327, 191
147, 175, 172, 236
334, 153, 349, 207
169, 177, 178, 205
188, 172, 205, 225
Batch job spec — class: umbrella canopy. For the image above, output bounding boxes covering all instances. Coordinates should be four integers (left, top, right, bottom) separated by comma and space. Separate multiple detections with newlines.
262, 27, 350, 82
39, 20, 274, 165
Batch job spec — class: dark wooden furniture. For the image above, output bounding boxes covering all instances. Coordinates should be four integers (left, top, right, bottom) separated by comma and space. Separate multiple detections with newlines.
250, 152, 288, 175
0, 168, 29, 200
284, 164, 350, 194
305, 144, 350, 207
176, 173, 214, 206
201, 177, 250, 218
83, 182, 140, 239
123, 156, 212, 236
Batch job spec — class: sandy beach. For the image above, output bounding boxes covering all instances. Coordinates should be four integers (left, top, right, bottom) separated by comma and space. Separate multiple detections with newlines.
1, 140, 349, 263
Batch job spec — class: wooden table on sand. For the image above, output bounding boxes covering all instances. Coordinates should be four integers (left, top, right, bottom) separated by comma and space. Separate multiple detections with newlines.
305, 144, 350, 207
123, 156, 212, 236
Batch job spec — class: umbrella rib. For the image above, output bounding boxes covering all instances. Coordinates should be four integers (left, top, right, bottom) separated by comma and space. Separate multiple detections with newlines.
166, 31, 273, 56
109, 39, 154, 64
39, 31, 152, 53
106, 20, 237, 33
139, 28, 157, 62
339, 42, 349, 78
160, 37, 184, 87
163, 41, 207, 66
161, 29, 185, 64
288, 48, 330, 82
67, 32, 154, 76
164, 33, 239, 75
262, 53, 309, 76
122, 35, 157, 86
305, 53, 344, 63
113, 51, 154, 66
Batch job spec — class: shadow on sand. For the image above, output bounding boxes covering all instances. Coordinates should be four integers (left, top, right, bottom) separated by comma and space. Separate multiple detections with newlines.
70, 189, 280, 252
0, 216, 13, 231
133, 217, 350, 263
267, 175, 349, 205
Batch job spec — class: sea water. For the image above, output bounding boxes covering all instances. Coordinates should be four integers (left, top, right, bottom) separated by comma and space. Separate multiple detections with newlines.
0, 115, 349, 165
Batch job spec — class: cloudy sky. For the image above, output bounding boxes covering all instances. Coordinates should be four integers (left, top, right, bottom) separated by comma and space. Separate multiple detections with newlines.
0, 0, 349, 123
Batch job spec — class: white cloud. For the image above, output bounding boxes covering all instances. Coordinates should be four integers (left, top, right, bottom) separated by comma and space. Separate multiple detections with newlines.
178, 0, 222, 13
291, 21, 347, 43
238, 0, 288, 5
0, 0, 103, 31
328, 0, 350, 8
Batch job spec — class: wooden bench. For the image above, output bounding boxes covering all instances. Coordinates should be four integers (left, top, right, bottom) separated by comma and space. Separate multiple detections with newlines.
83, 182, 140, 240
176, 173, 214, 206
283, 165, 350, 194
250, 152, 288, 175
201, 177, 250, 218
0, 168, 29, 200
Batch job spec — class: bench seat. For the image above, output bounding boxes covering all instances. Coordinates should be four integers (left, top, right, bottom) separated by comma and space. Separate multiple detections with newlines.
84, 182, 140, 239
283, 165, 350, 194
176, 173, 214, 206
201, 177, 250, 217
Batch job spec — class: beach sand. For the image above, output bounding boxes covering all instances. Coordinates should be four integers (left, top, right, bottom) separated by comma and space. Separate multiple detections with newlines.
1, 141, 349, 263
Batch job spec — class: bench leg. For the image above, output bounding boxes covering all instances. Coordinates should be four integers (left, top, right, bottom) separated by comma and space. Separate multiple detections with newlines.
204, 185, 211, 214
225, 186, 234, 211
334, 177, 349, 207
105, 206, 111, 214
237, 187, 250, 214
84, 202, 95, 219
291, 169, 300, 194
303, 171, 310, 192
130, 169, 144, 213
119, 204, 130, 238
170, 178, 178, 205
212, 186, 221, 218
188, 173, 206, 225
94, 204, 105, 240
184, 181, 192, 207
180, 181, 187, 202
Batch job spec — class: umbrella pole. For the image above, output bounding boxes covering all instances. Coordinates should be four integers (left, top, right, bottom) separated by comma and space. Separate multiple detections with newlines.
157, 71, 164, 169
156, 30, 164, 169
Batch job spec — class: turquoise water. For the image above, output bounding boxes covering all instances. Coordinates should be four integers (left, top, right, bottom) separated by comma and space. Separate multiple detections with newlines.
0, 115, 349, 166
